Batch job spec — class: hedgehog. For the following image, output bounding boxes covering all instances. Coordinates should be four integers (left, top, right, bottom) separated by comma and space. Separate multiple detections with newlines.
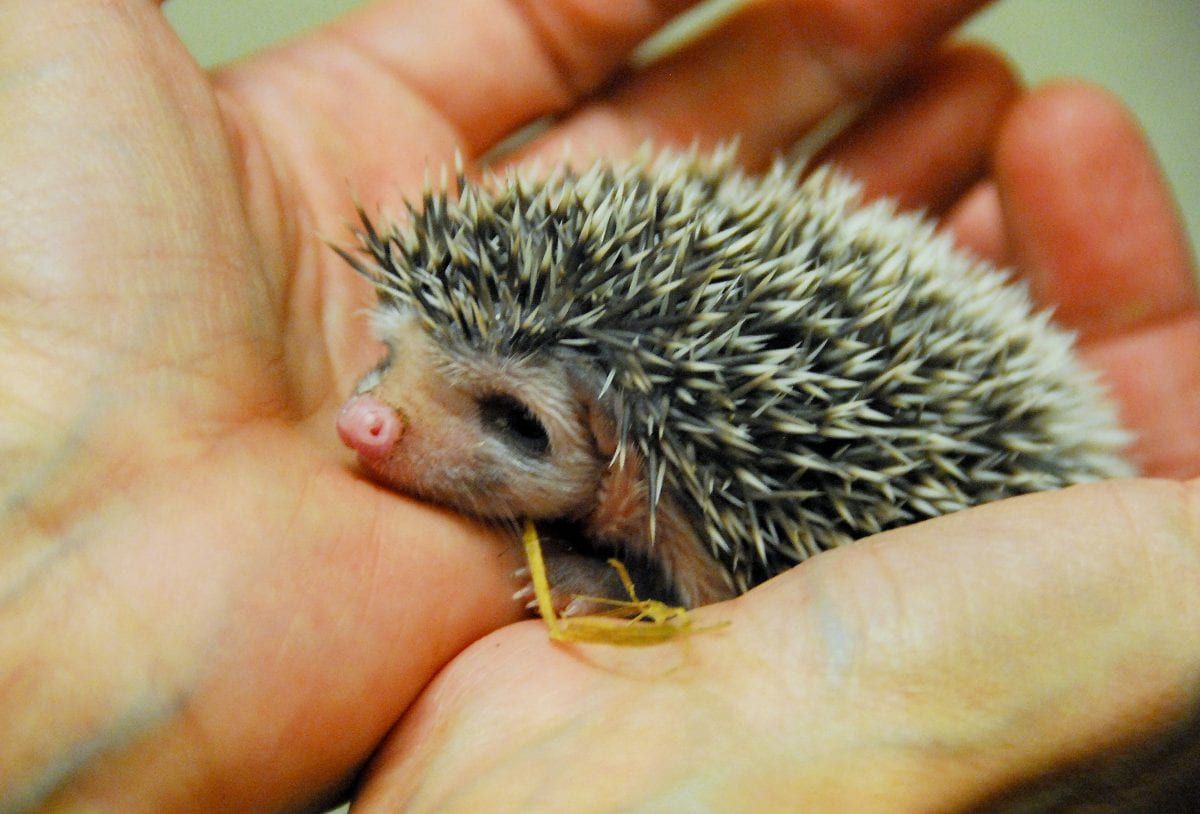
334, 147, 1133, 612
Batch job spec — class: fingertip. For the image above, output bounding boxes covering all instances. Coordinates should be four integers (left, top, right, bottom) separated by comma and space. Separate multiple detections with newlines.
994, 80, 1197, 336
1000, 78, 1130, 149
995, 79, 1144, 198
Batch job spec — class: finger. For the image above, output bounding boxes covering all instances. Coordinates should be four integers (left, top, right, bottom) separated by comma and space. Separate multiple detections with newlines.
354, 480, 1200, 812
215, 0, 702, 228
816, 43, 1019, 213
943, 180, 1007, 262
944, 84, 1200, 477
772, 479, 1200, 809
6, 462, 524, 810
516, 0, 991, 167
219, 0, 698, 158
1083, 315, 1200, 479
993, 80, 1199, 338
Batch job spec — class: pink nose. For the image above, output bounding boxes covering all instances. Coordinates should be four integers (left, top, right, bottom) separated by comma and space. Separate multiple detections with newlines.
337, 395, 404, 460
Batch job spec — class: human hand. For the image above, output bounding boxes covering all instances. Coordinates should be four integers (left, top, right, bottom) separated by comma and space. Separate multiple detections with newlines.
351, 70, 1200, 809
4, 0, 573, 809
2, 2, 1195, 813
340, 6, 1198, 814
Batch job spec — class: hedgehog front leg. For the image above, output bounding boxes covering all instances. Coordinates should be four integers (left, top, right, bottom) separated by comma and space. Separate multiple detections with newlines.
519, 521, 730, 645
512, 528, 681, 617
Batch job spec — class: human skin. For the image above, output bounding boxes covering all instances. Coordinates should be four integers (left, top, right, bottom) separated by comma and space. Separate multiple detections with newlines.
0, 1, 1197, 812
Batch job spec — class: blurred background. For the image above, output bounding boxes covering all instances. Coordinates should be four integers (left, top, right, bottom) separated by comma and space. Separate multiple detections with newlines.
165, 0, 1198, 254
165, 0, 1198, 252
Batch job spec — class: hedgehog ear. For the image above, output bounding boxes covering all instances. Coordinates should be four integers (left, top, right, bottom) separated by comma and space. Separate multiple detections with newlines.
587, 403, 620, 461
582, 397, 650, 534
575, 383, 650, 529
562, 364, 621, 461
579, 390, 736, 607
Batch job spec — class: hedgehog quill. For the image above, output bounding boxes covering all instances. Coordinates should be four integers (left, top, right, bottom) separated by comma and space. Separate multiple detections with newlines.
335, 148, 1132, 625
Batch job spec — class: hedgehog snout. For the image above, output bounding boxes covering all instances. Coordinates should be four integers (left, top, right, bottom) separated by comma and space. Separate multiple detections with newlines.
338, 394, 406, 461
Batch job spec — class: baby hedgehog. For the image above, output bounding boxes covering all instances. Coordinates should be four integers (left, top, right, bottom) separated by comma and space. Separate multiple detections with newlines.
335, 148, 1132, 610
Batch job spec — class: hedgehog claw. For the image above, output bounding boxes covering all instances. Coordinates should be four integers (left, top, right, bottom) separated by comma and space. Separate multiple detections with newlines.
561, 597, 592, 618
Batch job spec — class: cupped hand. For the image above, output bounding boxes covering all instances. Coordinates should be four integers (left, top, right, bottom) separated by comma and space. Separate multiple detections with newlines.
353, 64, 1200, 808
347, 5, 1198, 814
1, 0, 1196, 812
357, 480, 1200, 813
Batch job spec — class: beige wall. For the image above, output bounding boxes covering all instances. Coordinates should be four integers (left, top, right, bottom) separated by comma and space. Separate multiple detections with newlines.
166, 0, 1198, 254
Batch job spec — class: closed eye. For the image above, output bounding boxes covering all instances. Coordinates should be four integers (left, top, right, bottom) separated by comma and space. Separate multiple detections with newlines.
355, 344, 395, 395
478, 393, 551, 456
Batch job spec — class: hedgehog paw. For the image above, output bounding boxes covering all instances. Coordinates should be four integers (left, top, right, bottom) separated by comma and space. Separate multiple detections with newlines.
514, 551, 632, 617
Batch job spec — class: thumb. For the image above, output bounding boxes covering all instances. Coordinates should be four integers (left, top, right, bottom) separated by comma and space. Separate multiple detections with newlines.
747, 477, 1200, 809
355, 479, 1200, 813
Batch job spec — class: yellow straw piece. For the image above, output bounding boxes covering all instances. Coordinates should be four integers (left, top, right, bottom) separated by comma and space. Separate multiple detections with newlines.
521, 520, 728, 646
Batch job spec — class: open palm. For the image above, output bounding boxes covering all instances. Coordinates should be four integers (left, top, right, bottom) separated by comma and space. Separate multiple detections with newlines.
1, 1, 1196, 811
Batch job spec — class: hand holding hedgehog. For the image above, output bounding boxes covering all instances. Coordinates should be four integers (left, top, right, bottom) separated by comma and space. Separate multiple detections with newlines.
2, 0, 1199, 811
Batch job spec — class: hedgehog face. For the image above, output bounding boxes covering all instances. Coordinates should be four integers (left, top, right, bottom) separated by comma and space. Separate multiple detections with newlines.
337, 308, 737, 606
338, 309, 610, 523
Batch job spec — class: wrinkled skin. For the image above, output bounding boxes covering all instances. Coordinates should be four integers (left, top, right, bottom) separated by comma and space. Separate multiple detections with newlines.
0, 0, 1198, 811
